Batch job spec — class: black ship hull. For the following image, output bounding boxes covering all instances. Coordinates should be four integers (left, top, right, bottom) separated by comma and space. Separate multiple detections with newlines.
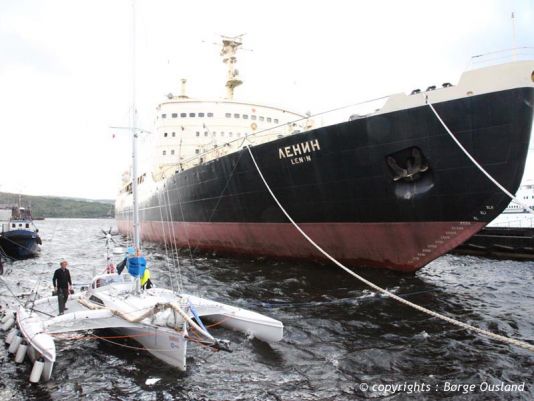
0, 230, 41, 260
116, 86, 534, 272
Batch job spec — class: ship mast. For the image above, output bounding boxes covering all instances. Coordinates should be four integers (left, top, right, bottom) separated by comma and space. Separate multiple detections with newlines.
131, 0, 140, 251
221, 35, 243, 100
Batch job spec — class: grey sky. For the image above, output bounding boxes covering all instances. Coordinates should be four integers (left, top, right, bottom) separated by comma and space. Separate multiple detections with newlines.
0, 0, 532, 199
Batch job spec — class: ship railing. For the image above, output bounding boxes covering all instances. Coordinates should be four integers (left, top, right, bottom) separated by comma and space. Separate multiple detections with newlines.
156, 95, 391, 180
466, 47, 534, 70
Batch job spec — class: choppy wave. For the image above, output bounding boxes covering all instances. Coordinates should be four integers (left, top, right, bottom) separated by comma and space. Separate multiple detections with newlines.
0, 219, 532, 400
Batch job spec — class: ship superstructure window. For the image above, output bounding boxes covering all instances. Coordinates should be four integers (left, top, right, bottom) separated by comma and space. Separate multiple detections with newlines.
267, 117, 272, 123
243, 114, 249, 119
164, 132, 168, 137
212, 132, 216, 137
181, 113, 187, 117
162, 114, 167, 118
171, 149, 175, 155
204, 132, 208, 137
172, 113, 177, 118
207, 112, 214, 117
11, 223, 15, 228
26, 223, 29, 228
234, 113, 240, 118
225, 113, 231, 118
259, 116, 265, 121
189, 113, 196, 117
196, 131, 200, 137
172, 132, 176, 137
198, 112, 205, 117
229, 132, 233, 137
162, 150, 167, 155
221, 132, 225, 136
195, 149, 200, 154
251, 115, 257, 120
274, 119, 279, 124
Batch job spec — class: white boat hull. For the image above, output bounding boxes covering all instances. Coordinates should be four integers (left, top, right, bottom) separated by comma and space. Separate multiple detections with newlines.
2, 273, 283, 382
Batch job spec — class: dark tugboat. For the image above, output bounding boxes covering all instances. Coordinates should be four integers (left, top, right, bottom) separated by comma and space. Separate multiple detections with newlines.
0, 206, 41, 259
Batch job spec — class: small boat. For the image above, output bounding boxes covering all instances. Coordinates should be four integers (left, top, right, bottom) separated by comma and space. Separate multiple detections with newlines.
0, 206, 41, 259
1, 264, 282, 382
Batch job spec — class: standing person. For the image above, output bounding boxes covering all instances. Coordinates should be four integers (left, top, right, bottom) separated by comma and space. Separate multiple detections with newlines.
53, 259, 73, 315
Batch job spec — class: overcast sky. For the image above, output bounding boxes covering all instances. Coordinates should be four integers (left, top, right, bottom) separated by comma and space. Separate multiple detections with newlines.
0, 0, 533, 199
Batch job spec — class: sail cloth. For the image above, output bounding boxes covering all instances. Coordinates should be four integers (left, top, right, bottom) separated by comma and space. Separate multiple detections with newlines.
127, 256, 146, 278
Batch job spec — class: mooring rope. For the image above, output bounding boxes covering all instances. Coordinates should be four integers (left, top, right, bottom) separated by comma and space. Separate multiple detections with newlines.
246, 146, 534, 353
427, 101, 534, 215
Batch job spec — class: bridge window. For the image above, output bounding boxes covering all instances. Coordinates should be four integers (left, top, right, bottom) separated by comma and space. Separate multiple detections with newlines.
234, 113, 240, 118
251, 115, 257, 120
189, 113, 196, 117
225, 113, 231, 118
198, 112, 205, 117
207, 112, 214, 117
243, 114, 249, 119
180, 113, 187, 117
161, 114, 167, 118
172, 113, 177, 118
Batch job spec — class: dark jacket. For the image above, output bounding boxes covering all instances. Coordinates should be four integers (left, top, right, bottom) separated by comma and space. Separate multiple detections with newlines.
53, 268, 72, 289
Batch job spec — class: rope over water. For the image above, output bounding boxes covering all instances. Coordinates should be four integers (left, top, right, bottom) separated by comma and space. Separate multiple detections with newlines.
246, 146, 534, 353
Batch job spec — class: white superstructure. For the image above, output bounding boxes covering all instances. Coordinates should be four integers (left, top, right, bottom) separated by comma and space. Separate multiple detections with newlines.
121, 36, 308, 189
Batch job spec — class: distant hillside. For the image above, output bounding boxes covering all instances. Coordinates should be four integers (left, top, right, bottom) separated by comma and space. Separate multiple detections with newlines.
0, 192, 114, 218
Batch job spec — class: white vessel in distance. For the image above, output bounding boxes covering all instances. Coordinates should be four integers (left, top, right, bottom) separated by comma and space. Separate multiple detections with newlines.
503, 179, 534, 213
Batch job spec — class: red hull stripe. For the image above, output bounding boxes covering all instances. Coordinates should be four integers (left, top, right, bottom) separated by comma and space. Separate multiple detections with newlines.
116, 220, 484, 272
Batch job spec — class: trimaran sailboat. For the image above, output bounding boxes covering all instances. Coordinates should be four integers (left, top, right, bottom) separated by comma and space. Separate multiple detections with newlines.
0, 3, 283, 383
